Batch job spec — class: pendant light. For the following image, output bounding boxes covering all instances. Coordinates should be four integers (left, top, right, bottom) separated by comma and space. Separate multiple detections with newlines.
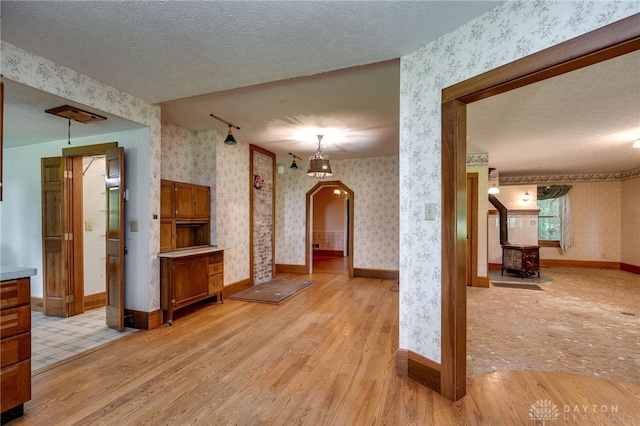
209, 113, 240, 145
307, 135, 332, 179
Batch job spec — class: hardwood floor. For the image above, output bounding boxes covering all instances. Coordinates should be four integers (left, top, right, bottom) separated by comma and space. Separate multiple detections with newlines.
13, 272, 640, 425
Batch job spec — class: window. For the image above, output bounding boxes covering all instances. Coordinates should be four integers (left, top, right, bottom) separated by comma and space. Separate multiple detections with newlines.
537, 198, 560, 243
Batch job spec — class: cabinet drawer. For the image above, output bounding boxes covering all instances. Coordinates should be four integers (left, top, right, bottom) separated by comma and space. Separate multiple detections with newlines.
208, 274, 223, 294
0, 305, 31, 339
209, 252, 223, 264
0, 359, 31, 412
0, 332, 31, 368
208, 262, 223, 276
0, 279, 30, 309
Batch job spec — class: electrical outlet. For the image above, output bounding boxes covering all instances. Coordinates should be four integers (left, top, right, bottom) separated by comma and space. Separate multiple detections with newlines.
425, 203, 436, 220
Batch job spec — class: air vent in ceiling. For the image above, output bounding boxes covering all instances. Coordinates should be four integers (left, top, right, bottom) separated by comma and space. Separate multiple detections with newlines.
45, 105, 107, 123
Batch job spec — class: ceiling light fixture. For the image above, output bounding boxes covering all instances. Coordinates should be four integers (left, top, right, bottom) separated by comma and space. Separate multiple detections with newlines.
488, 168, 500, 194
288, 153, 301, 169
634, 138, 640, 148
307, 134, 332, 179
488, 183, 500, 195
522, 191, 531, 202
209, 113, 240, 145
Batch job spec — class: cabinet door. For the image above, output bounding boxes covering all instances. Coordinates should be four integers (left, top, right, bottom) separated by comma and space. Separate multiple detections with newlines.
194, 185, 210, 219
172, 257, 208, 306
160, 180, 175, 218
159, 220, 175, 252
175, 182, 194, 219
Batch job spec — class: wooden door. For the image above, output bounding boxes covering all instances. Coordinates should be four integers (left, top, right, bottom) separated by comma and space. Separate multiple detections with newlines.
160, 180, 174, 218
105, 147, 125, 331
41, 157, 71, 317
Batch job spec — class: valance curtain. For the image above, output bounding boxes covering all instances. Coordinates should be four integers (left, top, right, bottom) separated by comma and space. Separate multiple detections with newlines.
538, 185, 573, 253
537, 185, 572, 200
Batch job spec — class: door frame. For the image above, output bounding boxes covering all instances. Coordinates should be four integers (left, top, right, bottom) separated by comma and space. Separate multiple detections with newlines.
440, 15, 640, 400
305, 181, 354, 277
466, 172, 478, 287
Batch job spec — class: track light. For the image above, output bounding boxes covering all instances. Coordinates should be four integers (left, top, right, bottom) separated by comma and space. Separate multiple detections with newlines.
224, 124, 237, 145
210, 113, 240, 145
288, 153, 301, 169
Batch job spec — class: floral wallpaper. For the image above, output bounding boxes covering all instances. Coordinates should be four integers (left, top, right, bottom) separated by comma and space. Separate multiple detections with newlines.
276, 156, 399, 271
216, 140, 251, 284
1, 41, 162, 312
399, 1, 639, 362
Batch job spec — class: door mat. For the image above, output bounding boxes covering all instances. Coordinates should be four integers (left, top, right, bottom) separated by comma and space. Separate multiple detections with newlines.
228, 279, 315, 304
491, 282, 543, 291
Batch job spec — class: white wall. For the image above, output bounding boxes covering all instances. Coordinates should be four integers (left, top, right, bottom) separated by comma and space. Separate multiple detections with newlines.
399, 1, 638, 362
0, 128, 151, 313
621, 176, 640, 267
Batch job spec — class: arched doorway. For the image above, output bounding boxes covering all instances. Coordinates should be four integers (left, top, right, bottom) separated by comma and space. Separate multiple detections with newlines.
306, 181, 354, 277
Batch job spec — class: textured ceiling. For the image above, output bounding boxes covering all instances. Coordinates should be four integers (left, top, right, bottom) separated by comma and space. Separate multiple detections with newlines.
2, 1, 638, 175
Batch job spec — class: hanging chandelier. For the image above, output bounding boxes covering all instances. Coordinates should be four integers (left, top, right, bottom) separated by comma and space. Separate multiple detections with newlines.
307, 134, 332, 179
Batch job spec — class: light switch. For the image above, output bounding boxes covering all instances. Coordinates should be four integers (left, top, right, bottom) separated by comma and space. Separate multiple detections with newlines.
425, 203, 436, 220
85, 221, 93, 231
130, 221, 139, 232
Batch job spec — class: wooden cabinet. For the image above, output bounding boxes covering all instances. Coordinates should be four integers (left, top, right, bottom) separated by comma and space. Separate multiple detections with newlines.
502, 245, 540, 279
160, 180, 211, 252
159, 247, 224, 325
1, 273, 34, 422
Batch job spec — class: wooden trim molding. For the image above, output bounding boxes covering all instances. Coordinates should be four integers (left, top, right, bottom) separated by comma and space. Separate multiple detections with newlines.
353, 268, 399, 281
222, 278, 253, 298
621, 263, 640, 275
476, 276, 490, 288
275, 264, 307, 274
124, 309, 163, 330
440, 15, 640, 402
540, 259, 620, 270
31, 296, 44, 313
399, 350, 441, 394
84, 292, 106, 310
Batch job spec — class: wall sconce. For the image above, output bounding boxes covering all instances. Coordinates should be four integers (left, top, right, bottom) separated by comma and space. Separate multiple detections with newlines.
522, 191, 531, 202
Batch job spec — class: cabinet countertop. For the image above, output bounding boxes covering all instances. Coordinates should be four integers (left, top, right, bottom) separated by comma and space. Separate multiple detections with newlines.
157, 246, 224, 259
0, 266, 37, 281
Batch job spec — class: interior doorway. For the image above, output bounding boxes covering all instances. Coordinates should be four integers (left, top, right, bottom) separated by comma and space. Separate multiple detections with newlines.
41, 142, 125, 331
306, 181, 354, 277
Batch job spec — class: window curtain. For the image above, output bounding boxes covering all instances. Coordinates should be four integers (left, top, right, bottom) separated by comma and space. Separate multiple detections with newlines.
538, 185, 573, 253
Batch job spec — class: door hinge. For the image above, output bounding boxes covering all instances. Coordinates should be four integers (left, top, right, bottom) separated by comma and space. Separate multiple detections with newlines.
64, 233, 74, 241
65, 294, 75, 303
64, 170, 73, 179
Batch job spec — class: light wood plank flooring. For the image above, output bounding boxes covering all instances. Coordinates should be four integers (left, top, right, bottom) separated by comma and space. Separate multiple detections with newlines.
13, 272, 640, 425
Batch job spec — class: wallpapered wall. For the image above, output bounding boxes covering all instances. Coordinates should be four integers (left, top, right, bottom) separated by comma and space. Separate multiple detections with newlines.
276, 156, 399, 271
399, 1, 639, 362
621, 177, 640, 267
1, 41, 162, 312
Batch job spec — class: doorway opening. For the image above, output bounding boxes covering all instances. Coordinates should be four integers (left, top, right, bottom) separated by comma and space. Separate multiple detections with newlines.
306, 181, 354, 277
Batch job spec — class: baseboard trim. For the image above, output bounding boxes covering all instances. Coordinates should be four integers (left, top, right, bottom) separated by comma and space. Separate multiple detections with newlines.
540, 259, 620, 270
476, 276, 490, 288
354, 268, 399, 281
396, 349, 441, 393
84, 292, 106, 310
223, 278, 253, 298
124, 309, 163, 330
621, 263, 640, 275
312, 249, 344, 257
488, 263, 502, 271
31, 296, 43, 312
275, 264, 307, 274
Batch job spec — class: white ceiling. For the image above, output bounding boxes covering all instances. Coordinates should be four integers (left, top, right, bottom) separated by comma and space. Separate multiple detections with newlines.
2, 1, 639, 176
